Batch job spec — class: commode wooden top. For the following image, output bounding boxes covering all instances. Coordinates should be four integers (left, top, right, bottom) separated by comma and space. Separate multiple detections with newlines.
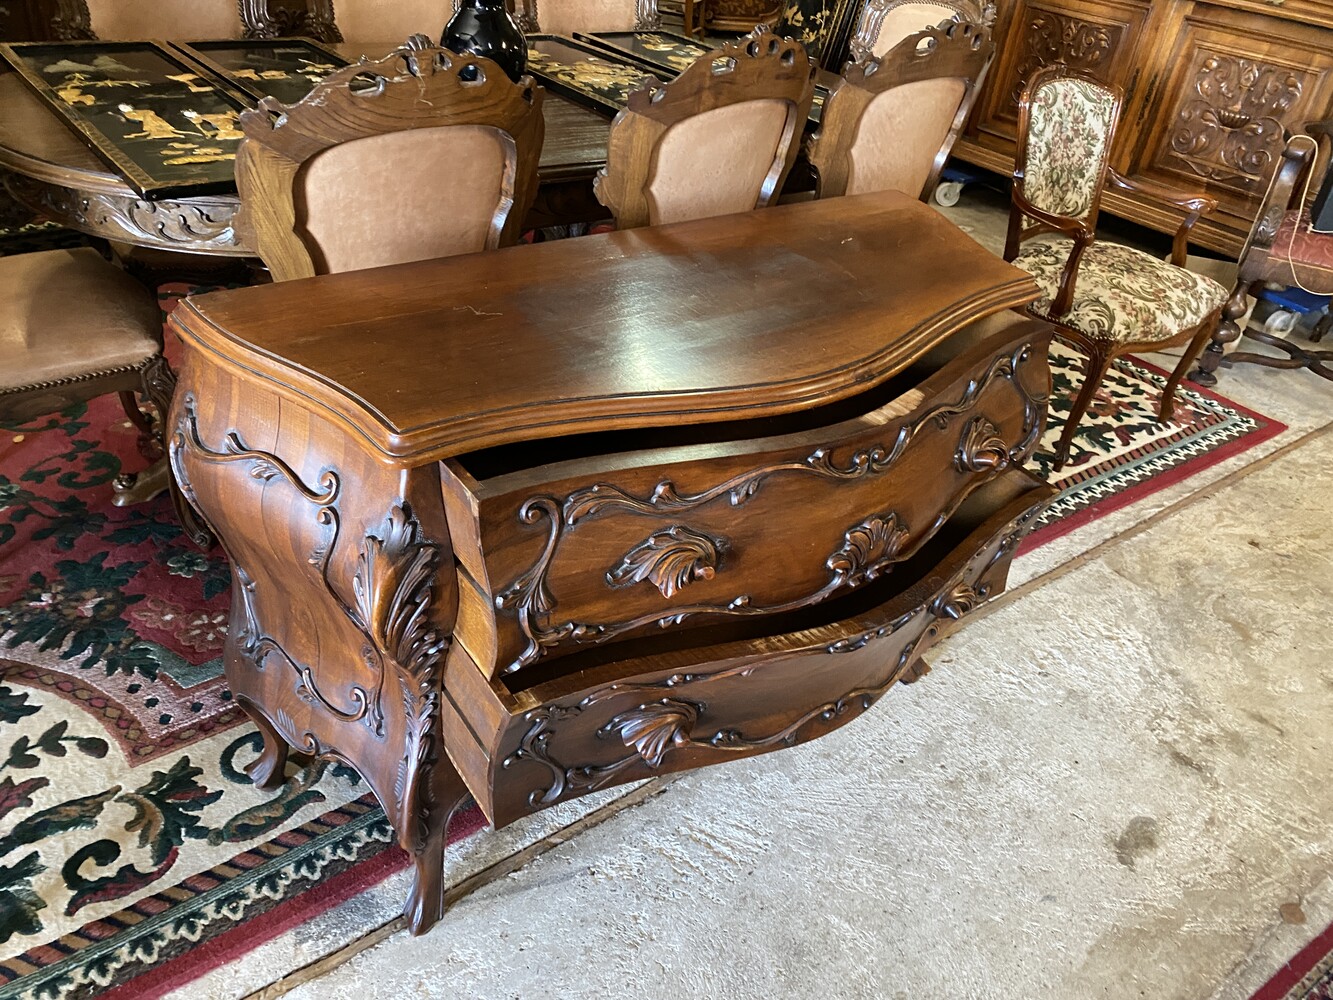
169, 191, 1037, 462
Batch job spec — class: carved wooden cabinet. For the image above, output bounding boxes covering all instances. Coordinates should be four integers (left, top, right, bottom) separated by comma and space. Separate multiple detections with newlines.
955, 0, 1333, 255
166, 192, 1055, 936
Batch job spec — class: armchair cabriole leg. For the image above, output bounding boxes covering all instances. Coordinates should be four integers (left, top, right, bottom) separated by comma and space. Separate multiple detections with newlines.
1053, 347, 1112, 472
1161, 316, 1220, 422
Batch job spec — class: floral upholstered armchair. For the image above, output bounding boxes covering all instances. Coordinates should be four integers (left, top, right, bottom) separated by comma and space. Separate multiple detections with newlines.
1004, 64, 1228, 471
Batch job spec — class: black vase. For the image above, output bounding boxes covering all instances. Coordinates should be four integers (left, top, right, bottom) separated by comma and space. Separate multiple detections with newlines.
441, 0, 527, 83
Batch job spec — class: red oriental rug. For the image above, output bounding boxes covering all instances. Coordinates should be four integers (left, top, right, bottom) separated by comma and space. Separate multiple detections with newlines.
0, 293, 1286, 999
1250, 920, 1333, 1000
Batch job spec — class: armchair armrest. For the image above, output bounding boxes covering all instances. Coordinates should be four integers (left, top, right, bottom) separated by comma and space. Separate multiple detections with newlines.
1107, 169, 1217, 266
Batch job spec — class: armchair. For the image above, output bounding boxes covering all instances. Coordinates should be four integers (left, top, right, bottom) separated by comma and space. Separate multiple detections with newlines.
1191, 125, 1333, 385
1004, 64, 1228, 470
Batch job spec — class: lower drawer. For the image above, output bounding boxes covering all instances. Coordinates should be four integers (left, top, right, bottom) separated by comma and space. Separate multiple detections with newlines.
456, 468, 1054, 828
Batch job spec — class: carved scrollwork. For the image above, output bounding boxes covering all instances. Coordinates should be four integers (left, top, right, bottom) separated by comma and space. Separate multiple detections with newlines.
1168, 55, 1303, 186
1, 172, 244, 255
239, 0, 344, 42
1010, 12, 1116, 107
607, 526, 724, 599
51, 0, 95, 39
357, 506, 448, 854
496, 345, 1044, 673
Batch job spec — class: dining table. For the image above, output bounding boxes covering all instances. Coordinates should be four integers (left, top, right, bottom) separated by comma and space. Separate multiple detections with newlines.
0, 39, 617, 256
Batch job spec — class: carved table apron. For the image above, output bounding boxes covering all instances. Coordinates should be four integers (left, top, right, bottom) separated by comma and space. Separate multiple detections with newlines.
166, 191, 1057, 935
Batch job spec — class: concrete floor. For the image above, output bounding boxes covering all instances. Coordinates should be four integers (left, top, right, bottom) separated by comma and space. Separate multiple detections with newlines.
193, 190, 1333, 1000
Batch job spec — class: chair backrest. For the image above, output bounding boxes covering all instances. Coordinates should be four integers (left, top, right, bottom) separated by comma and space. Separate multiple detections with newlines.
333, 0, 452, 47
86, 0, 243, 39
848, 0, 986, 64
594, 26, 815, 230
809, 20, 992, 201
234, 41, 544, 281
1012, 63, 1122, 231
239, 0, 343, 42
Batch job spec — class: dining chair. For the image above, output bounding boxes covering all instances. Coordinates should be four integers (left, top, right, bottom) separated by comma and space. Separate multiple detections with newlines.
807, 20, 993, 203
593, 25, 816, 230
0, 247, 212, 546
233, 40, 544, 282
847, 0, 988, 64
1191, 124, 1333, 385
85, 0, 243, 39
1004, 63, 1228, 471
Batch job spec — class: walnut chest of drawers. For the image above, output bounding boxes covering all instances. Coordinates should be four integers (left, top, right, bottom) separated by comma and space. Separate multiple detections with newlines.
167, 191, 1056, 934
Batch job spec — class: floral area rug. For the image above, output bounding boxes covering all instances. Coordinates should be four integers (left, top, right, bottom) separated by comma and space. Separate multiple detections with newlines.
1249, 919, 1333, 999
0, 309, 1283, 998
1022, 340, 1285, 548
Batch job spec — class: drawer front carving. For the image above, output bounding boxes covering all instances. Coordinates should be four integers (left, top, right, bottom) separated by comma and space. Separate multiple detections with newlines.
449, 334, 1049, 677
486, 477, 1051, 827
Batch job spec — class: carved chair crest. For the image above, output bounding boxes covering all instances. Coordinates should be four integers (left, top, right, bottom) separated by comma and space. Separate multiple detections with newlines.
234, 43, 544, 281
239, 0, 343, 42
808, 20, 994, 201
594, 25, 817, 230
848, 0, 992, 65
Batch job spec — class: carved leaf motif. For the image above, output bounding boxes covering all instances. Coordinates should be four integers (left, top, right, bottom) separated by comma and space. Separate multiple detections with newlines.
607, 526, 724, 599
955, 416, 1010, 474
931, 583, 982, 620
827, 512, 910, 587
604, 700, 700, 768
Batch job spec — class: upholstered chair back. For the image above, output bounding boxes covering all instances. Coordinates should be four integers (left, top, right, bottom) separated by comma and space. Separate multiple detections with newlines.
235, 42, 544, 281
1016, 67, 1122, 225
86, 0, 243, 39
848, 0, 985, 63
594, 26, 816, 229
809, 21, 992, 201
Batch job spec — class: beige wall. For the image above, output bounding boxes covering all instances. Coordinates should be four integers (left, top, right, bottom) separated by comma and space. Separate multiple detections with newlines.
334, 0, 452, 48
87, 0, 242, 39
537, 0, 636, 35
334, 0, 636, 47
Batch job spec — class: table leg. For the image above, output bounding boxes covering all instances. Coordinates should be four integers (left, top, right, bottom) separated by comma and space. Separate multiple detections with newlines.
112, 457, 170, 506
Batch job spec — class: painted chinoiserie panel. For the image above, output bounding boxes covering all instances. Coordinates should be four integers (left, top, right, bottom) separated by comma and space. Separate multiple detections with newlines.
0, 40, 250, 198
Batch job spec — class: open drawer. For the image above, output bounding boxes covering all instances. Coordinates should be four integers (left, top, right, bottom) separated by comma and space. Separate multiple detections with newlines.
440, 311, 1052, 682
440, 464, 1056, 827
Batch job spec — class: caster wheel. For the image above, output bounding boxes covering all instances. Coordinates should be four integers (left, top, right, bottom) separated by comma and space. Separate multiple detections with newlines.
933, 181, 963, 207
1263, 309, 1297, 336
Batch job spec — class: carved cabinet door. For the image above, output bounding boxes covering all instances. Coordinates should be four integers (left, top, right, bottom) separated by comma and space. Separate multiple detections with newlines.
1117, 5, 1333, 236
969, 0, 1152, 149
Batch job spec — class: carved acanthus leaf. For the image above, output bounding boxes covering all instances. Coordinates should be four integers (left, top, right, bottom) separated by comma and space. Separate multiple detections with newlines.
602, 699, 700, 768
827, 512, 910, 587
955, 416, 1010, 474
607, 526, 724, 599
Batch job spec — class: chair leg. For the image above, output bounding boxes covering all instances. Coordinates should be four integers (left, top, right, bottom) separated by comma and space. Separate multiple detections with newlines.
1191, 281, 1252, 387
1312, 309, 1332, 344
1160, 318, 1218, 423
117, 390, 160, 460
1052, 347, 1113, 473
